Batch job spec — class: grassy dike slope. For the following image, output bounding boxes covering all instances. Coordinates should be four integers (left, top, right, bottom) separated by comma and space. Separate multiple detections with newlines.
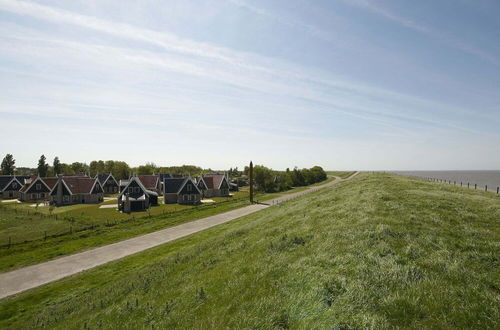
1, 173, 499, 329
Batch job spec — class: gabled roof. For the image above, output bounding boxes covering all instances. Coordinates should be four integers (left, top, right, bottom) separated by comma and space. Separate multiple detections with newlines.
60, 177, 100, 194
43, 178, 59, 190
118, 177, 158, 199
202, 173, 228, 189
197, 177, 208, 190
138, 175, 159, 190
19, 176, 58, 193
96, 173, 118, 186
159, 173, 173, 182
164, 177, 200, 194
164, 178, 187, 194
0, 176, 22, 191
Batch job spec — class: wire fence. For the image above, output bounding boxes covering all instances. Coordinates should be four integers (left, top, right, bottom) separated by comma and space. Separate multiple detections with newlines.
415, 176, 500, 194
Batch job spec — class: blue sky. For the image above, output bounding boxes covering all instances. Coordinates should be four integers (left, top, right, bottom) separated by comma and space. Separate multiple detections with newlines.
0, 0, 499, 170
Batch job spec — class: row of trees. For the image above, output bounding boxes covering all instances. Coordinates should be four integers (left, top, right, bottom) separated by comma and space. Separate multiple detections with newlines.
1, 154, 235, 181
243, 165, 327, 193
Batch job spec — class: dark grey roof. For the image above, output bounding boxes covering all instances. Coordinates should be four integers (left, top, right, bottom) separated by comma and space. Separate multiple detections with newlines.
163, 178, 187, 194
159, 173, 173, 182
15, 176, 31, 185
96, 173, 110, 185
0, 176, 14, 190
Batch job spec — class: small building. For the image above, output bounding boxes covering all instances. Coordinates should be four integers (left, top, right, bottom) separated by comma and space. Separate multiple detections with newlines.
198, 173, 231, 198
118, 177, 159, 213
138, 175, 161, 195
164, 177, 201, 204
50, 177, 104, 206
0, 176, 27, 199
19, 176, 59, 202
96, 173, 119, 194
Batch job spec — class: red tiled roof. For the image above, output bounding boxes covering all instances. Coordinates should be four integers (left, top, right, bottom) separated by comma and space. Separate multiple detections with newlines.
203, 174, 226, 189
138, 175, 159, 190
43, 178, 59, 190
62, 177, 98, 194
203, 176, 215, 189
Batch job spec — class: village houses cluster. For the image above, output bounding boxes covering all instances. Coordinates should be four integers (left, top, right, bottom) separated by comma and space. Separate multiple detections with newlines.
0, 172, 235, 213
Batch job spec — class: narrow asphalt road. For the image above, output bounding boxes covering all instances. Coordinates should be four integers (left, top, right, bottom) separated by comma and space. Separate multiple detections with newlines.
0, 172, 358, 299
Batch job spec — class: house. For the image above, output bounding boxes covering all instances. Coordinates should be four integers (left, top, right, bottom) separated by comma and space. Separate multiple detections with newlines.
19, 176, 58, 202
164, 177, 201, 205
118, 177, 159, 213
119, 179, 129, 193
198, 173, 231, 198
96, 173, 119, 194
0, 175, 29, 199
50, 177, 104, 206
138, 175, 161, 195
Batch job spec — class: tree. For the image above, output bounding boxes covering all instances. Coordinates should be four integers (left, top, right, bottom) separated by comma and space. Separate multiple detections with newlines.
37, 154, 49, 177
1, 154, 15, 175
53, 157, 62, 175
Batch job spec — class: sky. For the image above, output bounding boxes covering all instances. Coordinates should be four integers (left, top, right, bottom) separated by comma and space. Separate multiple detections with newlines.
0, 0, 499, 170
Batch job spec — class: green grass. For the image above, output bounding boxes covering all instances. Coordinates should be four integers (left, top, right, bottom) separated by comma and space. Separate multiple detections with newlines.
326, 171, 357, 179
1, 173, 498, 329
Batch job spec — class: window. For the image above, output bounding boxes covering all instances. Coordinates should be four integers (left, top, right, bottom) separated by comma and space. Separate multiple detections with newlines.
183, 195, 188, 201
128, 187, 133, 193
63, 195, 69, 202
40, 193, 45, 198
32, 193, 36, 199
135, 187, 140, 193
36, 184, 41, 190
12, 183, 17, 189
187, 185, 192, 192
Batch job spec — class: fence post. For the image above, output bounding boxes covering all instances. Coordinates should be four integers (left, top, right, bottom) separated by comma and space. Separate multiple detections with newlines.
497, 187, 499, 194
468, 183, 470, 188
460, 182, 462, 187
475, 184, 477, 190
485, 185, 488, 192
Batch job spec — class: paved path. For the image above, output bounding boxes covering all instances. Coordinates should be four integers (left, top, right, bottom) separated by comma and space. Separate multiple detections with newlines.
0, 172, 358, 299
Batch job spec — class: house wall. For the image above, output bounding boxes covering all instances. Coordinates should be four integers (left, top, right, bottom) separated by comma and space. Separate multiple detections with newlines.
178, 193, 201, 205
164, 193, 178, 204
0, 191, 20, 199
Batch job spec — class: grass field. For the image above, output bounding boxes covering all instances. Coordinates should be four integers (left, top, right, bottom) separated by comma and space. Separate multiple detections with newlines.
326, 171, 357, 179
1, 173, 498, 329
0, 179, 331, 272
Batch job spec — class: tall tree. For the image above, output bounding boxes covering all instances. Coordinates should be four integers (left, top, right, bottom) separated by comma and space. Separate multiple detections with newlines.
1, 154, 15, 175
37, 154, 49, 177
53, 156, 62, 175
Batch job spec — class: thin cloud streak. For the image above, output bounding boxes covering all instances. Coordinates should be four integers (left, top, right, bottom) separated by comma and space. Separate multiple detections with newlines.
339, 0, 499, 64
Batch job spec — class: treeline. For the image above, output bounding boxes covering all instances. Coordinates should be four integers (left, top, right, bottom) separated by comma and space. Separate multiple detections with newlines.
1, 154, 221, 181
243, 165, 327, 193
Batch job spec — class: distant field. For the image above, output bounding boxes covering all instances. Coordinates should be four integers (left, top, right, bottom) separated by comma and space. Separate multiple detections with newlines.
1, 173, 498, 329
327, 171, 356, 179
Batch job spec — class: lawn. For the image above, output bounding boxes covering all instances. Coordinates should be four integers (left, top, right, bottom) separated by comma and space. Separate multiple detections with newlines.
326, 171, 357, 179
1, 173, 498, 329
0, 179, 330, 272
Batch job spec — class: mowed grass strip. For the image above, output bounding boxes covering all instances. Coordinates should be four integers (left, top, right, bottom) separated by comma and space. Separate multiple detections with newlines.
1, 173, 499, 329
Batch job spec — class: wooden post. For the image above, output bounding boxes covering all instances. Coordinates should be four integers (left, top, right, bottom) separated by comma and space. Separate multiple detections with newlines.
485, 185, 487, 192
497, 187, 499, 194
249, 161, 254, 204
468, 183, 470, 188
474, 184, 477, 190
